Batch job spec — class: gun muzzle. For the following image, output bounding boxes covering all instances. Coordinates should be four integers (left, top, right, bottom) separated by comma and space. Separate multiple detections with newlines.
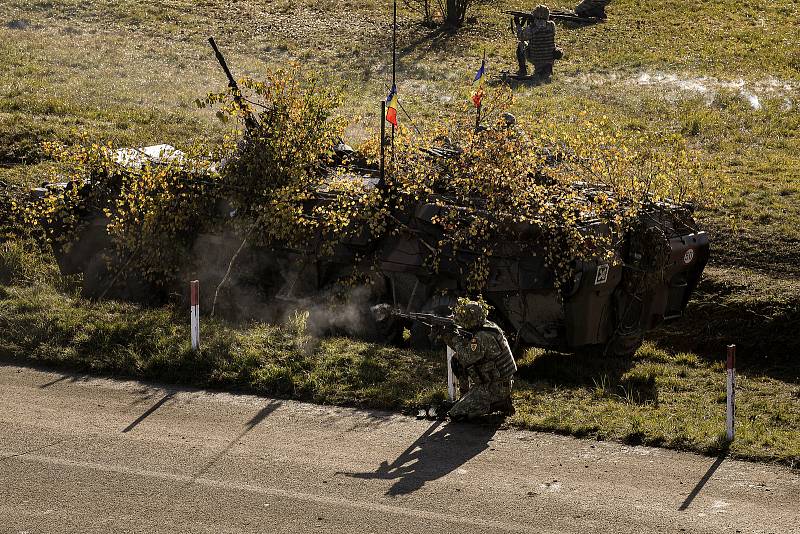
370, 303, 394, 323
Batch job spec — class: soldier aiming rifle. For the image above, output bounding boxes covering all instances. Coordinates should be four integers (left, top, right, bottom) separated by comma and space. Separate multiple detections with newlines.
505, 0, 609, 25
372, 300, 517, 420
511, 5, 563, 79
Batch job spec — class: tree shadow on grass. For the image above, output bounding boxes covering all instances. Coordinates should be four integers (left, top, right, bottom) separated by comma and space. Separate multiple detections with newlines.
517, 348, 632, 384
340, 419, 500, 496
516, 348, 634, 387
396, 25, 460, 61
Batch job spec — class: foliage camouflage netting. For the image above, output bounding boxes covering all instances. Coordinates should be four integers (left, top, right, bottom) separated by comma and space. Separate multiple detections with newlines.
1, 180, 28, 242
20, 67, 710, 292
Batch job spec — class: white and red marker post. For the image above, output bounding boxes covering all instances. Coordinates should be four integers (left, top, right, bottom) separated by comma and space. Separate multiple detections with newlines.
190, 280, 200, 351
446, 346, 456, 401
726, 344, 736, 441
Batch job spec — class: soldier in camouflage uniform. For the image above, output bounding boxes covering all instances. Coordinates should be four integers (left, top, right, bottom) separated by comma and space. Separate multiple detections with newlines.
574, 0, 610, 19
432, 300, 517, 420
514, 5, 562, 79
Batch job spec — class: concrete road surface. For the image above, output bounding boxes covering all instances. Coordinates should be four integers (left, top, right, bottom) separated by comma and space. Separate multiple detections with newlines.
1, 364, 798, 533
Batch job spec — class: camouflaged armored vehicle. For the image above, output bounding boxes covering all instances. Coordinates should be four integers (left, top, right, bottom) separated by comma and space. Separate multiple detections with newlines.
373, 181, 708, 356
32, 37, 709, 357
35, 138, 709, 358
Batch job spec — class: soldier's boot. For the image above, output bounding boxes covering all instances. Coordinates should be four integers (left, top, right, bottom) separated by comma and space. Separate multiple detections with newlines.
515, 44, 529, 77
535, 63, 553, 80
491, 397, 516, 416
448, 393, 490, 421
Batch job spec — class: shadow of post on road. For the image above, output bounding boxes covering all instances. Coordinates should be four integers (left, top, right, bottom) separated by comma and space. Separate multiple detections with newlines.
39, 375, 73, 388
188, 400, 283, 483
122, 392, 175, 433
679, 453, 727, 511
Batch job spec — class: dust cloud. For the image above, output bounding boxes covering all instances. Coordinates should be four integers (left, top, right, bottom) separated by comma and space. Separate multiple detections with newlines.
186, 233, 378, 338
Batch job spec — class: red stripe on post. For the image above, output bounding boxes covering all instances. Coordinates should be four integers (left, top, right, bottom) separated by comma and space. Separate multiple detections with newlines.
190, 280, 199, 307
726, 344, 736, 370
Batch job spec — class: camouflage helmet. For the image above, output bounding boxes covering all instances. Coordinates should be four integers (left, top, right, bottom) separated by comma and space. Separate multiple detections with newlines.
531, 4, 550, 19
453, 299, 488, 330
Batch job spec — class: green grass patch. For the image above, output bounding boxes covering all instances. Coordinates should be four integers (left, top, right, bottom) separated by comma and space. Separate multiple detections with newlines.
513, 343, 800, 466
0, 281, 447, 410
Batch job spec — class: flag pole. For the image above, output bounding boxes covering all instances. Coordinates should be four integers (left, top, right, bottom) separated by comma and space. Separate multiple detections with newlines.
392, 0, 397, 87
391, 0, 397, 160
475, 49, 485, 132
380, 100, 386, 188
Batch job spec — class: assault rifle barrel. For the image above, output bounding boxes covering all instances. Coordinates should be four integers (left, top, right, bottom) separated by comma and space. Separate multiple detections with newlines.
398, 311, 457, 328
504, 9, 597, 24
371, 304, 462, 332
505, 10, 533, 19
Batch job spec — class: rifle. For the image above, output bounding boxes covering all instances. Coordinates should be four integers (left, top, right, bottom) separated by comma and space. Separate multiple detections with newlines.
505, 9, 599, 31
207, 36, 259, 130
370, 304, 463, 334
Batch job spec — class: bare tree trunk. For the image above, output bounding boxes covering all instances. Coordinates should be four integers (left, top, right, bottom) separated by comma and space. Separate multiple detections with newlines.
444, 0, 469, 27
404, 0, 434, 25
210, 228, 253, 318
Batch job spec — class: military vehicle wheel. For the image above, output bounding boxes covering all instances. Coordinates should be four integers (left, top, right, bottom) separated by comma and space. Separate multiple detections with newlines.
80, 252, 111, 299
408, 320, 435, 350
363, 310, 406, 345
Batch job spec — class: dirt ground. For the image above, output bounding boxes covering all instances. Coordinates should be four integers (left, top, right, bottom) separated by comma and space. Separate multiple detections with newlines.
2, 364, 799, 533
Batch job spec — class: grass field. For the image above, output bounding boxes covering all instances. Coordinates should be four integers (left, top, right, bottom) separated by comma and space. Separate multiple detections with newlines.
1, 270, 797, 466
1, 0, 799, 464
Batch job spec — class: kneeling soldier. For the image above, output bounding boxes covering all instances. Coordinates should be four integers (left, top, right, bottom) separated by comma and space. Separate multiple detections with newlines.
514, 5, 562, 79
432, 300, 517, 420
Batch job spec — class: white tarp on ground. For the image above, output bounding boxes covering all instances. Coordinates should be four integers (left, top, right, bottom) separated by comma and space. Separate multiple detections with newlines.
113, 144, 186, 169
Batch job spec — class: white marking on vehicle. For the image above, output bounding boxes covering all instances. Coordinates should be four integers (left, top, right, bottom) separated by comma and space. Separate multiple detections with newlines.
594, 264, 609, 285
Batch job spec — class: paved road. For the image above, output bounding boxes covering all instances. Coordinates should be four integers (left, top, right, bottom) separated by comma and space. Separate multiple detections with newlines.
1, 364, 798, 533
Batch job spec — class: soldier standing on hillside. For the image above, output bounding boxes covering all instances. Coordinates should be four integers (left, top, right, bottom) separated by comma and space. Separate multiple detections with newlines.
574, 0, 611, 19
431, 300, 517, 420
514, 5, 562, 79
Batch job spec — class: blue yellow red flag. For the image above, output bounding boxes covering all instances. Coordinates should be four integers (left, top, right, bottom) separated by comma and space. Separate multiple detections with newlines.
385, 85, 399, 126
471, 60, 485, 108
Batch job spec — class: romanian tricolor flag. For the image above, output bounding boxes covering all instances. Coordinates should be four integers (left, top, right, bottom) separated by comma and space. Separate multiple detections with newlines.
385, 84, 399, 126
471, 59, 486, 108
